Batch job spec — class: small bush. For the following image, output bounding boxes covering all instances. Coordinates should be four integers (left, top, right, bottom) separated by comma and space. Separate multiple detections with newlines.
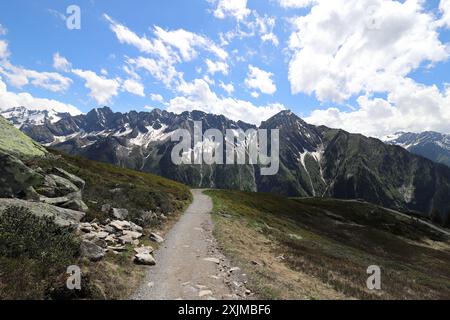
0, 206, 80, 299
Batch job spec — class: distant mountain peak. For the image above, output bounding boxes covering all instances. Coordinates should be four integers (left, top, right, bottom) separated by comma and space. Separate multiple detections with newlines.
384, 131, 450, 168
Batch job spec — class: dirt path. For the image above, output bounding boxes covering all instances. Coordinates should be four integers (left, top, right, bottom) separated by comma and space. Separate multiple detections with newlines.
132, 189, 250, 300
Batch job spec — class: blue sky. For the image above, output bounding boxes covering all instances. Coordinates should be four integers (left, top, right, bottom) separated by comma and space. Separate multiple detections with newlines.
0, 0, 449, 137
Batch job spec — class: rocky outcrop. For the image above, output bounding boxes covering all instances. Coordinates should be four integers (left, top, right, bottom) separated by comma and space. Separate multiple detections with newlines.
80, 240, 105, 262
0, 151, 44, 198
52, 167, 86, 189
0, 198, 85, 227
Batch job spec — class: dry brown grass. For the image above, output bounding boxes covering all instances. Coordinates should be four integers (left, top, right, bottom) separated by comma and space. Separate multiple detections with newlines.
207, 190, 450, 300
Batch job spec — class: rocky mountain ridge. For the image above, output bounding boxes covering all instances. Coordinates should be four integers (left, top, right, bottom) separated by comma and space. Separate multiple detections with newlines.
4, 107, 450, 220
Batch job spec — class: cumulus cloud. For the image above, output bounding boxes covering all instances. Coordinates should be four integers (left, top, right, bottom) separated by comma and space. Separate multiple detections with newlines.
287, 0, 449, 103
206, 59, 229, 75
72, 69, 120, 104
150, 93, 164, 102
245, 65, 277, 95
212, 0, 250, 21
278, 0, 317, 8
439, 0, 450, 28
122, 78, 145, 97
0, 41, 71, 93
0, 76, 81, 115
167, 78, 285, 125
126, 56, 182, 87
219, 81, 234, 95
153, 26, 228, 61
105, 14, 228, 89
306, 78, 450, 138
53, 53, 72, 72
0, 61, 72, 92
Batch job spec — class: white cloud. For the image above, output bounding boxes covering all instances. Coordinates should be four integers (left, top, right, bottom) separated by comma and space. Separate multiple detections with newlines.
127, 56, 182, 87
288, 0, 449, 103
255, 15, 279, 46
219, 81, 234, 94
284, 0, 450, 137
150, 93, 164, 102
306, 78, 450, 138
167, 79, 285, 125
206, 59, 229, 75
0, 62, 72, 92
0, 40, 9, 59
122, 78, 145, 97
0, 76, 81, 115
278, 0, 317, 8
212, 0, 250, 21
53, 53, 72, 72
261, 33, 279, 46
439, 0, 450, 28
154, 26, 228, 61
72, 69, 120, 105
0, 24, 7, 36
245, 65, 277, 95
218, 12, 280, 47
104, 14, 157, 55
105, 15, 228, 89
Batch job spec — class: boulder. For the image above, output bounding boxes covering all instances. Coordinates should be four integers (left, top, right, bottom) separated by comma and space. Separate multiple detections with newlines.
79, 222, 94, 233
80, 240, 105, 262
123, 230, 142, 240
134, 246, 153, 255
105, 235, 117, 243
92, 238, 108, 249
102, 225, 116, 234
52, 168, 86, 189
0, 198, 85, 227
108, 245, 126, 252
48, 174, 80, 195
40, 192, 89, 212
134, 253, 156, 266
119, 234, 134, 245
101, 204, 112, 213
62, 199, 89, 212
0, 151, 44, 198
110, 220, 131, 231
95, 231, 109, 239
149, 232, 164, 243
112, 208, 129, 220
129, 221, 143, 233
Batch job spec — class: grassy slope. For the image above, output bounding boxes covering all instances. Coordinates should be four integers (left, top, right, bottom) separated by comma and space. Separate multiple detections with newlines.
0, 116, 47, 158
206, 190, 450, 300
4, 150, 192, 300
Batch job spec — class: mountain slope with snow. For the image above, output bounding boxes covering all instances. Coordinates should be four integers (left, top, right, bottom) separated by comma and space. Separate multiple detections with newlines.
384, 131, 450, 168
4, 106, 450, 220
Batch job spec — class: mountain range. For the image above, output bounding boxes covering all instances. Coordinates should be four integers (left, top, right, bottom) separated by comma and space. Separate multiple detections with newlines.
384, 131, 450, 168
2, 106, 450, 219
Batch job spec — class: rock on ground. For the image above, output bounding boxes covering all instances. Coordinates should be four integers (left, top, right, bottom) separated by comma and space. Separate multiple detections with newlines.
80, 240, 105, 262
135, 253, 156, 266
0, 198, 85, 227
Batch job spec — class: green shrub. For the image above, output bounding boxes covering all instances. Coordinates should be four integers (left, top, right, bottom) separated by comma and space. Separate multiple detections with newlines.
0, 206, 80, 299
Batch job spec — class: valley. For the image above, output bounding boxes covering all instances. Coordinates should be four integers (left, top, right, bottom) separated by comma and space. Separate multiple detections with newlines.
3, 107, 450, 224
1, 110, 450, 300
